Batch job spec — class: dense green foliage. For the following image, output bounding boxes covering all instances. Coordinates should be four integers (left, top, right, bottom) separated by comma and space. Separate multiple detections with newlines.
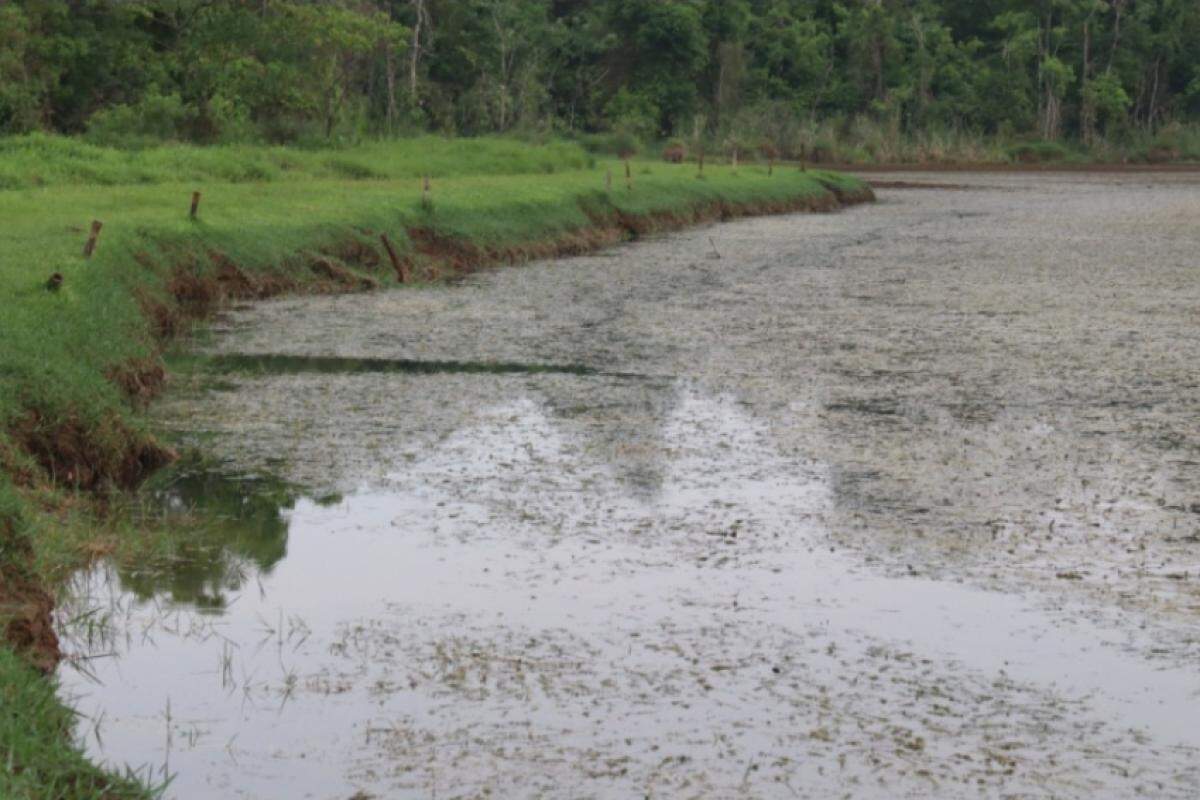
2, 1, 1199, 158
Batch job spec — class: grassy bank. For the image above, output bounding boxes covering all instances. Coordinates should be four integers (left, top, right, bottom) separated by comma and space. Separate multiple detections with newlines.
0, 135, 870, 798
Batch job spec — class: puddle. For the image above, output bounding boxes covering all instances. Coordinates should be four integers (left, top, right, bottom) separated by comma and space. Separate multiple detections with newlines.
58, 390, 1200, 799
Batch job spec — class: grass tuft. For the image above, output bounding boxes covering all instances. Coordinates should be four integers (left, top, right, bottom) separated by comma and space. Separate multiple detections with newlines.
0, 648, 161, 799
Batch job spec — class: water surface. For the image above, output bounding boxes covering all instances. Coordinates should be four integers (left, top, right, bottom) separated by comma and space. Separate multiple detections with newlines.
59, 172, 1200, 798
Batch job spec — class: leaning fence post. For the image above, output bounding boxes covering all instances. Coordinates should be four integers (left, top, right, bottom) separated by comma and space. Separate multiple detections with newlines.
83, 220, 103, 258
624, 159, 633, 191
380, 233, 410, 283
189, 191, 202, 219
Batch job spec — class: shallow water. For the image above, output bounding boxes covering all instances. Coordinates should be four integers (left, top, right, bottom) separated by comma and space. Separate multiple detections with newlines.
59, 173, 1200, 798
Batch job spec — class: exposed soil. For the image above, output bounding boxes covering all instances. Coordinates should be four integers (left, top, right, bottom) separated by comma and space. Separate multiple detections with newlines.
0, 520, 59, 674
10, 411, 176, 493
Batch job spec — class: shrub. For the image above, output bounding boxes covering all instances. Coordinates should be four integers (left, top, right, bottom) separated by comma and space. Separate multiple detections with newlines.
85, 92, 188, 147
662, 139, 687, 163
1145, 122, 1200, 163
576, 130, 642, 159
1007, 140, 1072, 163
604, 89, 659, 143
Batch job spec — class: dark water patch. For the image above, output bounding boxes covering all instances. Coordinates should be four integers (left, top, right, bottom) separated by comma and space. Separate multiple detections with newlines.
825, 398, 903, 416
204, 353, 614, 379
947, 402, 997, 424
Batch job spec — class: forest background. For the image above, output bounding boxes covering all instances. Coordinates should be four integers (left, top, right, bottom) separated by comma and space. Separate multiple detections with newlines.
2, 0, 1199, 163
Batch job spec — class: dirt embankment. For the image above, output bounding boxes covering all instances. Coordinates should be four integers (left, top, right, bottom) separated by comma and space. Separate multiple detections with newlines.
10, 182, 875, 493
0, 518, 59, 674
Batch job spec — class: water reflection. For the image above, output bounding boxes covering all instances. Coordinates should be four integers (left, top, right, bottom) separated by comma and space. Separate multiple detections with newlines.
57, 391, 1200, 800
123, 464, 302, 610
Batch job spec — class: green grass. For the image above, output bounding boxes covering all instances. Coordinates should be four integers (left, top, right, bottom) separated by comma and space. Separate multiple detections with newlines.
0, 134, 593, 190
0, 648, 160, 799
0, 135, 866, 798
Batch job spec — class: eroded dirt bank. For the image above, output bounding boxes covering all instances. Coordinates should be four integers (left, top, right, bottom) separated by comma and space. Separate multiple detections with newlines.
58, 172, 1200, 798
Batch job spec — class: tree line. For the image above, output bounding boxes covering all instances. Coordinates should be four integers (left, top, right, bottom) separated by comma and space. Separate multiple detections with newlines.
2, 0, 1198, 154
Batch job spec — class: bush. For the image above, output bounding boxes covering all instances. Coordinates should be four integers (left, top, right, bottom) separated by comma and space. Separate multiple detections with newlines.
662, 138, 687, 163
85, 92, 188, 147
1145, 122, 1200, 162
576, 129, 641, 159
604, 89, 659, 143
1007, 140, 1073, 163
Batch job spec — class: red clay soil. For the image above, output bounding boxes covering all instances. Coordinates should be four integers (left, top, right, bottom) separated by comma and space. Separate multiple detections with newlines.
310, 257, 381, 291
408, 225, 627, 280
10, 411, 176, 492
0, 520, 60, 673
407, 189, 874, 279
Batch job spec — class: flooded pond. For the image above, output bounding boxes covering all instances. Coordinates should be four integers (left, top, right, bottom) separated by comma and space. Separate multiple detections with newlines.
58, 172, 1200, 798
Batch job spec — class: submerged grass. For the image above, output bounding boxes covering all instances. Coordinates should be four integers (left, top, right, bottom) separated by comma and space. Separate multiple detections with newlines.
0, 135, 869, 797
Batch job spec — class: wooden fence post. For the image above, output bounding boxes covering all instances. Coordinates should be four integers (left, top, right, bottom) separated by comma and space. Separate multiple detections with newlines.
624, 159, 633, 191
189, 191, 202, 219
380, 234, 410, 283
83, 220, 103, 258
422, 175, 431, 209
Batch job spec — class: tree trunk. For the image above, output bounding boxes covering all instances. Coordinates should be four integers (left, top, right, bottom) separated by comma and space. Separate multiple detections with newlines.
1080, 19, 1093, 145
1108, 0, 1125, 72
409, 0, 428, 100
1146, 57, 1161, 131
385, 45, 398, 131
873, 37, 885, 101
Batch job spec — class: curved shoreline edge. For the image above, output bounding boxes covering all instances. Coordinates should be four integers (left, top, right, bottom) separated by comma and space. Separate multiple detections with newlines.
0, 168, 871, 798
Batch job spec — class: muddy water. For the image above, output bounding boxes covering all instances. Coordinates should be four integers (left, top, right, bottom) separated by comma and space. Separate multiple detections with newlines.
58, 172, 1200, 798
